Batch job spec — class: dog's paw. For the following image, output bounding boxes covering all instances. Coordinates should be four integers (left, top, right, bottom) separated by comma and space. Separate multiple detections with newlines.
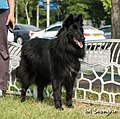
37, 97, 44, 102
21, 98, 26, 102
66, 104, 74, 108
56, 106, 64, 110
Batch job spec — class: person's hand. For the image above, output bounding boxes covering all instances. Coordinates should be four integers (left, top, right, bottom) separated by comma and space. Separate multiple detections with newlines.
6, 13, 15, 29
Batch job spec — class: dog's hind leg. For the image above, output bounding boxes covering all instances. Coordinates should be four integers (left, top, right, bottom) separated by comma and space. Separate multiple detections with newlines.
37, 85, 44, 101
21, 83, 29, 102
20, 73, 30, 102
52, 80, 63, 110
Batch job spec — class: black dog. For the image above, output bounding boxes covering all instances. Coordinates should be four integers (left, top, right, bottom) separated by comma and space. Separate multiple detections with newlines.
15, 14, 85, 110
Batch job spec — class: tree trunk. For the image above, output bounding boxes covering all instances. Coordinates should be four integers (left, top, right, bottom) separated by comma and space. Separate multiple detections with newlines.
25, 2, 30, 25
111, 0, 120, 38
111, 0, 120, 64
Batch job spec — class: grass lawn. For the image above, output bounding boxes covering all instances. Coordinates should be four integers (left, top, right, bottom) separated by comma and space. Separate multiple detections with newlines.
0, 95, 120, 119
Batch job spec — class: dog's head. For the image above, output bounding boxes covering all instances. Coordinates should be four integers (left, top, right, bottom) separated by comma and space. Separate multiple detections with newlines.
57, 14, 85, 49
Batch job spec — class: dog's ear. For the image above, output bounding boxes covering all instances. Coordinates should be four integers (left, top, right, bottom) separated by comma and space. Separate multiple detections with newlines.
75, 14, 83, 26
62, 14, 73, 28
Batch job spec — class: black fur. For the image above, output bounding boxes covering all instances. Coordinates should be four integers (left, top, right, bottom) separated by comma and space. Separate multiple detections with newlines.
16, 14, 85, 109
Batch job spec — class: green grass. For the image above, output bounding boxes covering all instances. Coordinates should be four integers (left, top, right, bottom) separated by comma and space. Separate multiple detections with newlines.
0, 95, 120, 119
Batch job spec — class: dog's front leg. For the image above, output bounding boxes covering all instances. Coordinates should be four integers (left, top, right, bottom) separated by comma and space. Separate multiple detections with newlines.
52, 80, 63, 110
64, 79, 74, 108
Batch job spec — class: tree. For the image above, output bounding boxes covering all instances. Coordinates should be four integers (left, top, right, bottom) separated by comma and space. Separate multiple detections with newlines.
15, 0, 109, 27
60, 0, 89, 20
111, 0, 120, 38
84, 0, 106, 27
61, 0, 106, 28
111, 0, 120, 63
101, 0, 111, 15
16, 0, 38, 24
101, 0, 111, 24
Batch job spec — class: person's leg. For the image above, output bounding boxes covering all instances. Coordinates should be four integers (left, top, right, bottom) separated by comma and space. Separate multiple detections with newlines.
0, 10, 9, 94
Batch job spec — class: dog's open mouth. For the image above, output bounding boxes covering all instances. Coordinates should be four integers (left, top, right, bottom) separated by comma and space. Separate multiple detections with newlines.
73, 37, 83, 48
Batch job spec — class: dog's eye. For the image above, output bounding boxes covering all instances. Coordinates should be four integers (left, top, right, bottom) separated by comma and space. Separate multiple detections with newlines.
71, 24, 77, 29
81, 36, 85, 40
80, 34, 83, 37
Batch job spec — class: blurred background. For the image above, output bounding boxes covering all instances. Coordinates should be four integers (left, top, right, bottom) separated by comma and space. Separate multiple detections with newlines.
15, 0, 111, 28
9, 0, 113, 44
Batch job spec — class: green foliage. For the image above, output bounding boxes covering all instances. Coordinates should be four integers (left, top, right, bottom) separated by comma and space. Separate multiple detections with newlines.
16, 0, 39, 24
15, 0, 111, 27
101, 0, 111, 15
83, 0, 107, 27
101, 0, 111, 25
60, 0, 108, 27
61, 0, 89, 19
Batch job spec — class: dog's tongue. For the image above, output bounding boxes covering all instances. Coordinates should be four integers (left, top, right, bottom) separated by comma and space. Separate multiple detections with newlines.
74, 38, 83, 48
